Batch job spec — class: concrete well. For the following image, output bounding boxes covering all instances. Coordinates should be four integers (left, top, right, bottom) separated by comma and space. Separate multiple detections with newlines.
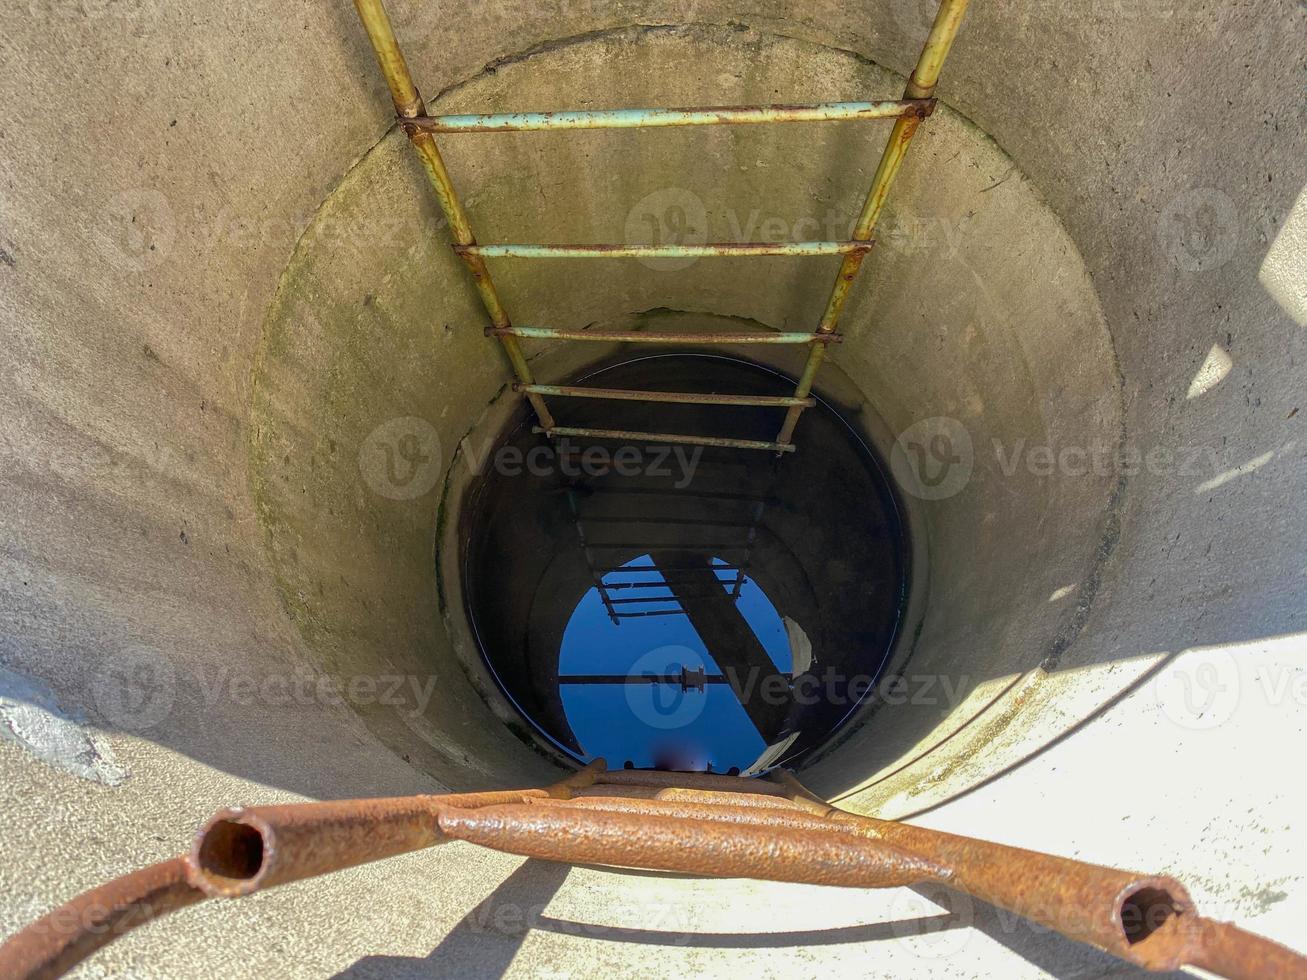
1, 1, 1304, 976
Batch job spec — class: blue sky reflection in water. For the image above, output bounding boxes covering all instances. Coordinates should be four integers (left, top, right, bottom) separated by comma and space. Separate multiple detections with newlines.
559, 555, 792, 771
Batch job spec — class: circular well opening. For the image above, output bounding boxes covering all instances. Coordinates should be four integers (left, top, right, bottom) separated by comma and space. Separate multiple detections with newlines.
461, 354, 910, 773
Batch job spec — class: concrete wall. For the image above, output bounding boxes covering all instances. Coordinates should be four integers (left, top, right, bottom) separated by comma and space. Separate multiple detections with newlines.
1, 1, 1303, 975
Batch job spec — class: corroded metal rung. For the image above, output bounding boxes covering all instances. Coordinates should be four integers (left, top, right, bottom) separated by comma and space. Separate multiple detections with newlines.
516, 383, 813, 408
579, 542, 750, 551
594, 563, 741, 572
773, 0, 972, 447
493, 327, 839, 346
10, 758, 1306, 979
606, 596, 702, 606
458, 241, 872, 259
591, 487, 771, 503
580, 516, 754, 528
407, 100, 936, 132
559, 673, 730, 683
535, 425, 797, 453
602, 577, 744, 589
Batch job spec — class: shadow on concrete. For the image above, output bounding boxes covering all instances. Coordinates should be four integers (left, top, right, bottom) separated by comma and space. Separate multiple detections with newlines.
333, 859, 570, 980
341, 856, 1200, 979
526, 913, 964, 949
899, 885, 1186, 980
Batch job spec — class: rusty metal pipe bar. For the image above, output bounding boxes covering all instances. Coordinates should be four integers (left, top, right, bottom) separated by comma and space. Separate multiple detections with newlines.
408, 100, 935, 132
491, 326, 839, 345
765, 774, 1191, 960
0, 763, 606, 977
594, 563, 742, 571
5, 767, 1305, 980
850, 811, 1302, 975
842, 810, 1200, 970
525, 794, 869, 833
573, 784, 821, 813
603, 570, 743, 580
437, 804, 949, 887
605, 594, 727, 604
457, 241, 873, 259
186, 796, 450, 898
351, 0, 554, 429
516, 382, 813, 407
1181, 918, 1307, 979
0, 858, 203, 980
589, 486, 768, 500
602, 581, 742, 591
580, 515, 754, 528
534, 426, 798, 453
558, 672, 730, 681
765, 771, 1307, 978
186, 762, 605, 898
774, 0, 972, 446
575, 542, 750, 551
595, 766, 790, 796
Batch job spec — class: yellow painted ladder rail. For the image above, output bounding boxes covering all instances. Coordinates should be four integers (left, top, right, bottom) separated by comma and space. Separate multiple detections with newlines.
351, 0, 972, 456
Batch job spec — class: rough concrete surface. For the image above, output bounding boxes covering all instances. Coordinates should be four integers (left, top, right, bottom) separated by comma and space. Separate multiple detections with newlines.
1, 0, 1304, 977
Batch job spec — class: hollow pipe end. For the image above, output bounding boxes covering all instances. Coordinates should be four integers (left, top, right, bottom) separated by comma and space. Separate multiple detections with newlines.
1110, 875, 1196, 970
185, 808, 275, 898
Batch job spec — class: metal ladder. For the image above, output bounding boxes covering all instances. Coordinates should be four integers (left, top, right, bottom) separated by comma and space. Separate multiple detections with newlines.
8, 762, 1303, 979
352, 0, 971, 455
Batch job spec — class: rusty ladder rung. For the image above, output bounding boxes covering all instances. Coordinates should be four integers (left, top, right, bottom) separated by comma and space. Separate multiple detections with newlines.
580, 515, 755, 528
606, 594, 717, 605
515, 383, 813, 408
354, 0, 971, 456
407, 99, 935, 132
536, 426, 796, 453
492, 326, 839, 346
582, 543, 750, 552
14, 7, 1304, 978
601, 578, 744, 590
587, 486, 771, 502
9, 762, 1306, 979
458, 241, 872, 259
593, 563, 740, 572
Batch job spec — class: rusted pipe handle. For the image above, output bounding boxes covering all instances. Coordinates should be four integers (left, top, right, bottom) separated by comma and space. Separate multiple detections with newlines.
5, 773, 1307, 980
437, 802, 949, 888
0, 859, 203, 980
